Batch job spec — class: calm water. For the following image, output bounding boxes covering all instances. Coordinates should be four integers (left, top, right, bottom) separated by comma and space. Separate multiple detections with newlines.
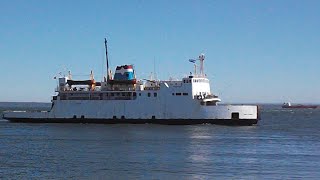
1, 104, 320, 179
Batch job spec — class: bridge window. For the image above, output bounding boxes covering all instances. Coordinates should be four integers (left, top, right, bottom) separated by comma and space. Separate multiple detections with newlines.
176, 93, 181, 96
148, 93, 151, 97
183, 93, 188, 96
154, 93, 157, 97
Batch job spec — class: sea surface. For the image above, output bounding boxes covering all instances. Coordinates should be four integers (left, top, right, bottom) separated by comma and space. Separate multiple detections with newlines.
1, 103, 320, 179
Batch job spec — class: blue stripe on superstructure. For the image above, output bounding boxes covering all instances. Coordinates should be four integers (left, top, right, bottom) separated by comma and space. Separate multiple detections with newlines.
114, 72, 134, 80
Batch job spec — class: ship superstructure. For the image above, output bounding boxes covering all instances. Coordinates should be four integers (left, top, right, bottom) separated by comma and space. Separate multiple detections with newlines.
3, 39, 260, 125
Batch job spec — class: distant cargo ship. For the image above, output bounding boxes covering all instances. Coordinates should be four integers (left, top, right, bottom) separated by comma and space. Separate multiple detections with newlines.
282, 102, 317, 109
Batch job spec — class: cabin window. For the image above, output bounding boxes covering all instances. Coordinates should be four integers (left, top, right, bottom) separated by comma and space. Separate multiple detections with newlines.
133, 92, 137, 97
122, 92, 126, 96
154, 93, 157, 97
183, 93, 188, 96
172, 93, 175, 96
183, 80, 186, 83
152, 116, 156, 119
139, 93, 141, 96
113, 116, 117, 119
116, 93, 120, 96
176, 93, 181, 96
148, 93, 151, 97
110, 93, 114, 96
231, 112, 239, 119
121, 116, 125, 119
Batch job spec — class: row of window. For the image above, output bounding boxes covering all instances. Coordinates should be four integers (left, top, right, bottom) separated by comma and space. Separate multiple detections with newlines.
172, 93, 188, 96
183, 79, 209, 83
57, 92, 159, 100
68, 92, 134, 97
56, 91, 191, 100
147, 93, 157, 97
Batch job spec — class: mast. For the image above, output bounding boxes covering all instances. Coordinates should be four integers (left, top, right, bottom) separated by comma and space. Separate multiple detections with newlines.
104, 38, 109, 81
199, 53, 205, 76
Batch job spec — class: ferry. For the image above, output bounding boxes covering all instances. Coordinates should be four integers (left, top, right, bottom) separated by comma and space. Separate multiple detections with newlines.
3, 39, 260, 125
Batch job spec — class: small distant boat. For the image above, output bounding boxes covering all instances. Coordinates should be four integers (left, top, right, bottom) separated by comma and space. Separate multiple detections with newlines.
282, 102, 317, 109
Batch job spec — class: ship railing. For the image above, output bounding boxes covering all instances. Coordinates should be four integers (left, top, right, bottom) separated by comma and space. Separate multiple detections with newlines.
58, 91, 138, 101
187, 74, 207, 78
143, 87, 160, 91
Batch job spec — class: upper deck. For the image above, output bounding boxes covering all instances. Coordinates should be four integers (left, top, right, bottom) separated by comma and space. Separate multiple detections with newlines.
54, 75, 218, 103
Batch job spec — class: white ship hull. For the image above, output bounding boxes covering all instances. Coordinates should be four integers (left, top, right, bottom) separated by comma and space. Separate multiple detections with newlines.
3, 99, 259, 125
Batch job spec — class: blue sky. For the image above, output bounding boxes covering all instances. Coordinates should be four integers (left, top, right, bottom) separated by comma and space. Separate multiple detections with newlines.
0, 0, 319, 103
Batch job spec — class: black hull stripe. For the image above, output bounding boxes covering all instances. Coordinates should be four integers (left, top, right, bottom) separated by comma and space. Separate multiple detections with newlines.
4, 118, 258, 126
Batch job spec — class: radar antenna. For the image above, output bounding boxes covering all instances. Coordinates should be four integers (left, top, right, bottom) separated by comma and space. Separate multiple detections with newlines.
199, 53, 205, 76
188, 53, 205, 77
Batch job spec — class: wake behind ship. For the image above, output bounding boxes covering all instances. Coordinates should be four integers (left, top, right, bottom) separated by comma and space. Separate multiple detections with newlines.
3, 39, 260, 125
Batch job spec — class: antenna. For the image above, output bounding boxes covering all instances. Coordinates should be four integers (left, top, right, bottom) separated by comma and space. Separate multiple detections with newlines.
188, 53, 205, 77
68, 71, 72, 79
101, 47, 105, 82
199, 53, 205, 76
104, 38, 109, 81
153, 57, 156, 80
